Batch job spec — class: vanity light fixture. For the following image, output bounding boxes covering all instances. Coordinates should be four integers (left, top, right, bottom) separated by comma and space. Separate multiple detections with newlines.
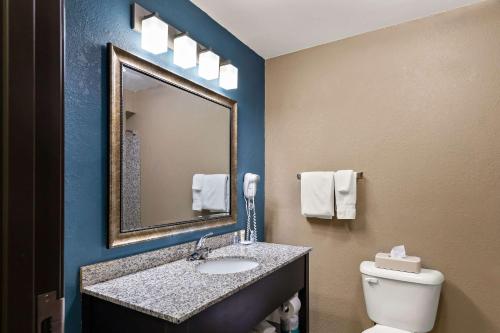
132, 2, 239, 89
141, 14, 169, 54
173, 34, 197, 69
219, 63, 238, 90
198, 50, 220, 80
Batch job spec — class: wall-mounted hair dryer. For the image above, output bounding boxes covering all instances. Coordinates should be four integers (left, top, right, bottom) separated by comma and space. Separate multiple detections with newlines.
243, 173, 260, 244
244, 173, 260, 199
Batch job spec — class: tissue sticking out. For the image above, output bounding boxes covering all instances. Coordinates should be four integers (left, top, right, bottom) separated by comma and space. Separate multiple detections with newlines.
390, 245, 407, 258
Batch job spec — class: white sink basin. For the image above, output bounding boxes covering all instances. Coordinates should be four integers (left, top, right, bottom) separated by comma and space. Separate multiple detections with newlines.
196, 257, 259, 274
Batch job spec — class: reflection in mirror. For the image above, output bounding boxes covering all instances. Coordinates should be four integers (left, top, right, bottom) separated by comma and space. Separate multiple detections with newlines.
121, 66, 230, 232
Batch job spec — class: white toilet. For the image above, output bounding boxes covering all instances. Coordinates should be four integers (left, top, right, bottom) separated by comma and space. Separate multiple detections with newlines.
360, 261, 444, 333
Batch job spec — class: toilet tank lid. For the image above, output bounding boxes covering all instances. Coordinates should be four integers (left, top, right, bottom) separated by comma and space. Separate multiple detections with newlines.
360, 261, 444, 285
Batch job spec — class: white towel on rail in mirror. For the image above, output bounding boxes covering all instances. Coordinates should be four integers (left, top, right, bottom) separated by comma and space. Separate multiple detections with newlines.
201, 174, 229, 212
192, 174, 204, 211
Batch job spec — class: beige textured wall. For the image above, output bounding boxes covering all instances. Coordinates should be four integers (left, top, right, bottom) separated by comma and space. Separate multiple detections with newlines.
265, 2, 500, 333
125, 85, 230, 227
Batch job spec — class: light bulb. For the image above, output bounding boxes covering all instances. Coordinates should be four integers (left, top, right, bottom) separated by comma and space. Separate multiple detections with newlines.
141, 15, 169, 54
173, 35, 197, 69
219, 64, 238, 90
198, 50, 220, 80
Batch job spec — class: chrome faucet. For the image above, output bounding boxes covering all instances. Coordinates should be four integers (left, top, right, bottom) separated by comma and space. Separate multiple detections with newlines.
187, 232, 213, 261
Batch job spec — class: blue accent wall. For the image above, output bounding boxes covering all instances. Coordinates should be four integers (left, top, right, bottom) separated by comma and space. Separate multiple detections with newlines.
64, 1, 265, 332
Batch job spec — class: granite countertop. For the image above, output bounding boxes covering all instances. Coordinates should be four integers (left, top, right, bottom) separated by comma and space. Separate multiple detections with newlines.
82, 242, 311, 324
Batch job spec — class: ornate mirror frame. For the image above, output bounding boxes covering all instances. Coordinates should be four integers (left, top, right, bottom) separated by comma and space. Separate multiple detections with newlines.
108, 44, 238, 248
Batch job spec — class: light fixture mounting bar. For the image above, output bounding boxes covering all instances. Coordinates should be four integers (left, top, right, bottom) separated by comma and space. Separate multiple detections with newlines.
131, 3, 152, 32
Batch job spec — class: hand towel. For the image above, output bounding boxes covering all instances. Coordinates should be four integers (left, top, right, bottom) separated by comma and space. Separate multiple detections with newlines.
192, 174, 204, 211
300, 171, 335, 219
201, 174, 229, 212
251, 320, 276, 333
334, 170, 357, 219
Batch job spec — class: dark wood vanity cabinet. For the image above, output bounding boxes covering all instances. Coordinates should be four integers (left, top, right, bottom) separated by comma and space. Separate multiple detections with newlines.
82, 254, 309, 333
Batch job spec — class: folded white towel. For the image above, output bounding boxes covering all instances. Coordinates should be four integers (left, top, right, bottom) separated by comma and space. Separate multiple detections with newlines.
192, 174, 204, 211
251, 320, 276, 333
335, 170, 352, 192
192, 174, 204, 190
201, 174, 229, 212
334, 170, 357, 219
300, 171, 335, 219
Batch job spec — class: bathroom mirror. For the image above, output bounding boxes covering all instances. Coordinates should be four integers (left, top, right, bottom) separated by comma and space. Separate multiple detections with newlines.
108, 44, 237, 248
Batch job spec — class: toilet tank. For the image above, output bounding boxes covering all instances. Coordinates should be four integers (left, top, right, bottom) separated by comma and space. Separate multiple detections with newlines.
360, 261, 444, 333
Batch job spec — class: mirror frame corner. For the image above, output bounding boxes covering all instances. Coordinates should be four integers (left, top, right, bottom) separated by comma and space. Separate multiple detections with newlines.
107, 43, 238, 248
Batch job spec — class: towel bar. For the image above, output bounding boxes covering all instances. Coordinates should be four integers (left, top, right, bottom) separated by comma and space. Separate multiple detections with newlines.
297, 172, 363, 180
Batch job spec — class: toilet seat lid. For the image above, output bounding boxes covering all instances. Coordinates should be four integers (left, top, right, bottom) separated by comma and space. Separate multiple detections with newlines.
362, 324, 412, 333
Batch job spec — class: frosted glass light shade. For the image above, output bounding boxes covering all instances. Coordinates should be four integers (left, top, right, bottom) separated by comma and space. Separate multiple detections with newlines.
173, 35, 197, 69
198, 50, 220, 80
141, 15, 169, 54
219, 64, 238, 90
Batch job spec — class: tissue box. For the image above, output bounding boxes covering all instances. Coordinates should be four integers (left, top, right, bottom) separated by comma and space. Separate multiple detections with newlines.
375, 253, 421, 273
